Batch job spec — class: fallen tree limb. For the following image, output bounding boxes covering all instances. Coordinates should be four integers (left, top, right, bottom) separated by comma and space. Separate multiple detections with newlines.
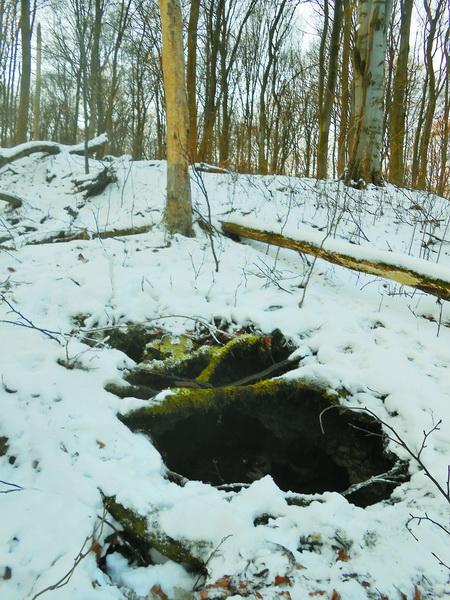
0, 134, 108, 169
27, 224, 153, 245
0, 190, 23, 209
221, 220, 450, 301
73, 164, 117, 199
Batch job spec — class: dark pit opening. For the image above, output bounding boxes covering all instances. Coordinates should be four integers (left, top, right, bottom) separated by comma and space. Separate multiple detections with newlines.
136, 384, 407, 508
114, 328, 408, 507
156, 408, 351, 495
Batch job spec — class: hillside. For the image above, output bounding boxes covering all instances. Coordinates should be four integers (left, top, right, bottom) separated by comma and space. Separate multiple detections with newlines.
0, 145, 449, 600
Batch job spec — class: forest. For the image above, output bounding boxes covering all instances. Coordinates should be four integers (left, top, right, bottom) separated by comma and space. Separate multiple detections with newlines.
1, 0, 449, 195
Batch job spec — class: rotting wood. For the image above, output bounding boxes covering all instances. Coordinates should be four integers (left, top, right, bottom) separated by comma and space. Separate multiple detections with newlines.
73, 165, 117, 199
221, 220, 450, 301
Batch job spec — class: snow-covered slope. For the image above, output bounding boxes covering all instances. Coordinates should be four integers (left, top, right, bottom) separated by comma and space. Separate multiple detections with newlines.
0, 147, 449, 599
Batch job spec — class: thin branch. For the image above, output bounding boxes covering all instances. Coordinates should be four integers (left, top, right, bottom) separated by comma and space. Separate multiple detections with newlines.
0, 295, 63, 345
0, 480, 23, 493
320, 405, 449, 503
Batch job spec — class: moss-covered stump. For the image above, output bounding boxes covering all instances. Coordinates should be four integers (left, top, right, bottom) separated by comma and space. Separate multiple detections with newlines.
106, 496, 206, 572
105, 328, 297, 394
120, 379, 405, 507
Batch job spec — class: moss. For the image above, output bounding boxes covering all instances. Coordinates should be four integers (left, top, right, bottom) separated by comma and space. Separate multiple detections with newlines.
104, 382, 157, 400
107, 496, 206, 571
103, 325, 151, 362
107, 497, 148, 539
196, 334, 272, 385
121, 378, 337, 434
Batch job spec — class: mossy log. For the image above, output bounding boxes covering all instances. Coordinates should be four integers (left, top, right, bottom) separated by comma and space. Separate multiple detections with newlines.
106, 496, 206, 572
221, 220, 450, 301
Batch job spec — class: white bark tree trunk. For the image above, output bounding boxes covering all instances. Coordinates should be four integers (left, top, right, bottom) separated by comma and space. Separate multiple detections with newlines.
159, 0, 194, 237
345, 0, 392, 186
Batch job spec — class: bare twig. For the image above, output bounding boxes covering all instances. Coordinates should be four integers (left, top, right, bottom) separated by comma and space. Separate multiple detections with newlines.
192, 166, 220, 272
0, 295, 63, 345
320, 405, 449, 503
31, 505, 110, 599
0, 480, 23, 493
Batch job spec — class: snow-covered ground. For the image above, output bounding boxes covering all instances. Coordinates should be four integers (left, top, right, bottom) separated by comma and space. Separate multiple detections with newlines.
0, 146, 449, 600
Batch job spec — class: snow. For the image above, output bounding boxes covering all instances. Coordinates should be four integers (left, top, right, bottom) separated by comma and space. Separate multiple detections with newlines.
0, 148, 449, 599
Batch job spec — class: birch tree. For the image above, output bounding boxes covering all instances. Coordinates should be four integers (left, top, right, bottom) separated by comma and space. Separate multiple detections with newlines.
345, 0, 393, 186
158, 0, 194, 237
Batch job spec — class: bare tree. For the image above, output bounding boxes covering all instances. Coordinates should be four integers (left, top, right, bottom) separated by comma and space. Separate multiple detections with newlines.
388, 0, 413, 185
158, 0, 194, 237
316, 0, 343, 179
16, 0, 31, 143
33, 21, 41, 140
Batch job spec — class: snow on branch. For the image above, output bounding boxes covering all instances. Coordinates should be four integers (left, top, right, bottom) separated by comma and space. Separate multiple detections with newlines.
0, 134, 108, 169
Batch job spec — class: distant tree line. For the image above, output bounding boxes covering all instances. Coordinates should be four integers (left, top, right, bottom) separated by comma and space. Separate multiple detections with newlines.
1, 0, 449, 194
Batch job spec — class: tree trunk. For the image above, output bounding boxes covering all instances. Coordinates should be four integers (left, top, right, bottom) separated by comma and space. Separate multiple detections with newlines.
33, 21, 41, 140
159, 0, 194, 237
89, 0, 103, 139
345, 0, 393, 186
416, 0, 444, 190
337, 0, 352, 175
316, 0, 343, 180
388, 0, 413, 186
197, 0, 225, 163
16, 0, 31, 144
186, 0, 200, 162
437, 36, 449, 197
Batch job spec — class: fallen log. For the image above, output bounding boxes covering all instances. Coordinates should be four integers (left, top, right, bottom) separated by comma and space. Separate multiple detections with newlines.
0, 134, 108, 169
26, 224, 153, 245
73, 164, 117, 199
221, 219, 450, 301
0, 190, 23, 209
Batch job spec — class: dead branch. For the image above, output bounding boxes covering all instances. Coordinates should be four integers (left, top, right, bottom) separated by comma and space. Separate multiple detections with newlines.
73, 164, 117, 199
0, 190, 24, 209
221, 220, 450, 301
0, 294, 63, 345
26, 225, 153, 246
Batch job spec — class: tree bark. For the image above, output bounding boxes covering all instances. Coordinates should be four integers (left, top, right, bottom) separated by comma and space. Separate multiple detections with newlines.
221, 220, 450, 301
159, 0, 194, 237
